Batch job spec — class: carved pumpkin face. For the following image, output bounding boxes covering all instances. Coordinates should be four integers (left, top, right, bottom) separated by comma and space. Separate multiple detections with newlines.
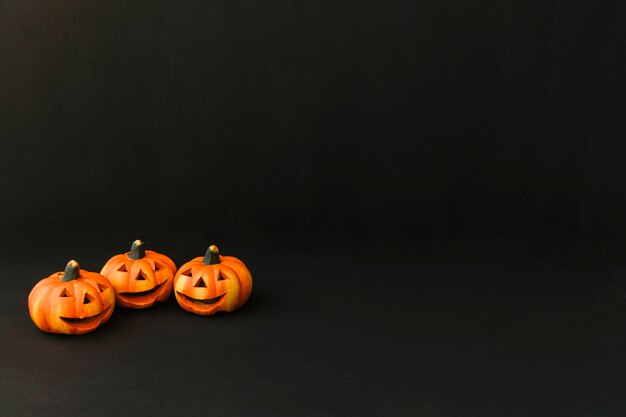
100, 240, 176, 309
28, 260, 116, 335
174, 245, 252, 315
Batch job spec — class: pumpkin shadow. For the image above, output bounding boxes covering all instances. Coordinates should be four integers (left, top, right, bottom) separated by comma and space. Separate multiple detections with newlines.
234, 291, 276, 315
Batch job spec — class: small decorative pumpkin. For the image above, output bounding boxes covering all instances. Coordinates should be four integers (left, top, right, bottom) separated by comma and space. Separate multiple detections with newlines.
28, 260, 116, 335
100, 240, 176, 309
173, 245, 252, 315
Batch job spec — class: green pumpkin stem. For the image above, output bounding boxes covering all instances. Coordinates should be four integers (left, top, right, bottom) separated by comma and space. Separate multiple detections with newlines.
61, 260, 81, 282
203, 245, 221, 265
129, 239, 146, 260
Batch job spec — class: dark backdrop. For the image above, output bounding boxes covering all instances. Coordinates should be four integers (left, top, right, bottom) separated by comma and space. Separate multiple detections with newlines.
2, 0, 626, 244
2, 1, 626, 416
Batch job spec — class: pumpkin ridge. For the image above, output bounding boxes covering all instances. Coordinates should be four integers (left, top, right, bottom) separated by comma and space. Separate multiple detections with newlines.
221, 260, 252, 305
29, 287, 51, 329
100, 255, 129, 275
220, 256, 246, 267
148, 251, 177, 272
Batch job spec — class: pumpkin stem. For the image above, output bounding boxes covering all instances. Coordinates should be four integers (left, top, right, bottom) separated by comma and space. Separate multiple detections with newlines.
129, 239, 146, 260
61, 260, 81, 282
203, 245, 221, 265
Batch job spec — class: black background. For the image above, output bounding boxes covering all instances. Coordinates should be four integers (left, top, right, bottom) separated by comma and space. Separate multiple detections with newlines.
2, 1, 626, 416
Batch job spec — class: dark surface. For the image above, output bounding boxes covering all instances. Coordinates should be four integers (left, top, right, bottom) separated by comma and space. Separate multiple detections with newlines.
3, 236, 626, 417
2, 1, 626, 416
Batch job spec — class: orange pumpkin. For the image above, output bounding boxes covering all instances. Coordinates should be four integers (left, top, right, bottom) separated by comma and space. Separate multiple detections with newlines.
100, 240, 176, 309
173, 245, 252, 315
28, 260, 116, 335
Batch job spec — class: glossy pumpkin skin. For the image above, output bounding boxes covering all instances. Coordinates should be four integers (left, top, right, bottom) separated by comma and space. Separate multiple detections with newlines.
100, 240, 176, 309
174, 246, 252, 315
28, 261, 116, 335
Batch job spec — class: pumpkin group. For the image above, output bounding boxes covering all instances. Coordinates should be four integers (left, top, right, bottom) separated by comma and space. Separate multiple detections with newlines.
173, 245, 252, 315
100, 240, 176, 309
28, 260, 116, 335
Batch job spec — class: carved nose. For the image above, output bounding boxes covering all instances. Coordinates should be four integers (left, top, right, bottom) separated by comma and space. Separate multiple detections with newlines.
194, 277, 207, 288
136, 271, 148, 281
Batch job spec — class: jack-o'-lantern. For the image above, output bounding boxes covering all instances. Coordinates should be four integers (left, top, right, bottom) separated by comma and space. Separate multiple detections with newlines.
100, 240, 176, 309
28, 260, 116, 335
173, 245, 252, 315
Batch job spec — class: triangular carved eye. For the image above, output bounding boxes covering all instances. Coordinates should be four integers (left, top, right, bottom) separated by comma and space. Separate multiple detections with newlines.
97, 283, 108, 293
117, 264, 127, 272
217, 274, 226, 281
83, 294, 94, 304
153, 262, 161, 272
194, 277, 207, 288
60, 288, 72, 297
181, 269, 192, 277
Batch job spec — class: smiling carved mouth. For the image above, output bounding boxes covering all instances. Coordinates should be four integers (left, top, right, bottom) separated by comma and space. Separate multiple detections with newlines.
120, 280, 167, 297
61, 305, 111, 324
177, 292, 225, 305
